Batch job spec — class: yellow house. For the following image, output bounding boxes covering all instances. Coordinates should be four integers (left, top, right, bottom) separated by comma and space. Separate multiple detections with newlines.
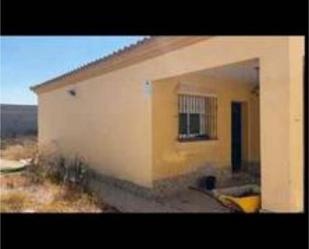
31, 36, 305, 213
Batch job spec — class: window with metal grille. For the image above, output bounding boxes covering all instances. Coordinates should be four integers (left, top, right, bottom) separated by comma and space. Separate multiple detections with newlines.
178, 94, 217, 141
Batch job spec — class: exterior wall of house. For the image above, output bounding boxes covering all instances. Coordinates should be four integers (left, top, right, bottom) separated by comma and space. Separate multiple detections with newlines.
152, 73, 259, 180
258, 37, 304, 212
145, 36, 303, 212
38, 71, 153, 187
287, 37, 304, 212
37, 36, 304, 212
249, 94, 260, 162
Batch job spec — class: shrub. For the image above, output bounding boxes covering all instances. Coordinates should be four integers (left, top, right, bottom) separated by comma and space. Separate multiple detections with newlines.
62, 156, 89, 186
29, 151, 90, 189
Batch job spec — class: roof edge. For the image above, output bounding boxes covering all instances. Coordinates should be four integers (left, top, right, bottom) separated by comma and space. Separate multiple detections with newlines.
31, 36, 211, 94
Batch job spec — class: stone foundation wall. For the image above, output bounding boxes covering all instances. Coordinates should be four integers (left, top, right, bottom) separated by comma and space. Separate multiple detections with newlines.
86, 165, 234, 200
153, 165, 233, 195
87, 169, 156, 199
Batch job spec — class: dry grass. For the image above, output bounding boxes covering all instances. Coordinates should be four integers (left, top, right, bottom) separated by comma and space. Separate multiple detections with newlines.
0, 136, 118, 213
0, 174, 32, 189
37, 184, 102, 212
0, 136, 37, 160
0, 192, 33, 212
36, 185, 104, 213
0, 174, 117, 213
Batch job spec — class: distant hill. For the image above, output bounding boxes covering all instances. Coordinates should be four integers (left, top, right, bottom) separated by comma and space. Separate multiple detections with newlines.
1, 104, 37, 138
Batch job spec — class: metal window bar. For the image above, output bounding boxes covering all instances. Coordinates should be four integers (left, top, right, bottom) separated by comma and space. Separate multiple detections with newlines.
179, 94, 217, 140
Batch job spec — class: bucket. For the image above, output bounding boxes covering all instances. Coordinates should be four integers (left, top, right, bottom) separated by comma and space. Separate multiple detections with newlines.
198, 176, 216, 190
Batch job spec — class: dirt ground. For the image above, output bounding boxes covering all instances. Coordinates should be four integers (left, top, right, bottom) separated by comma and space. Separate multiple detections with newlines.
0, 173, 118, 213
0, 136, 37, 161
0, 136, 234, 213
0, 136, 118, 213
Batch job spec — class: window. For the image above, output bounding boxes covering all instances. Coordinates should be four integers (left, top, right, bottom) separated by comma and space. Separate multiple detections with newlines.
178, 94, 217, 141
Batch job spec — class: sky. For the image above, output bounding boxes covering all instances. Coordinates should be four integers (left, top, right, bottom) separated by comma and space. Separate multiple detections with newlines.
0, 36, 146, 105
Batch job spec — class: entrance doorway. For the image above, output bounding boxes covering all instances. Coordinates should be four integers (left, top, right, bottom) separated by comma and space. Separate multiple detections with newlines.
231, 102, 242, 172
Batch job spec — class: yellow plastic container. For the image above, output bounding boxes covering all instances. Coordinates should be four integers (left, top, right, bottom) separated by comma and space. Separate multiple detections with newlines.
218, 194, 261, 213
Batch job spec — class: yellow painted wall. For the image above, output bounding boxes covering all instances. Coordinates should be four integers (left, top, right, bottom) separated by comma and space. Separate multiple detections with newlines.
287, 37, 304, 212
38, 71, 153, 187
152, 73, 259, 180
249, 94, 260, 162
37, 36, 304, 212
259, 37, 304, 212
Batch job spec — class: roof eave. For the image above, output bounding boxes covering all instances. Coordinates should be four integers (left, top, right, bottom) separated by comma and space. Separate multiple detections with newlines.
31, 36, 211, 94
